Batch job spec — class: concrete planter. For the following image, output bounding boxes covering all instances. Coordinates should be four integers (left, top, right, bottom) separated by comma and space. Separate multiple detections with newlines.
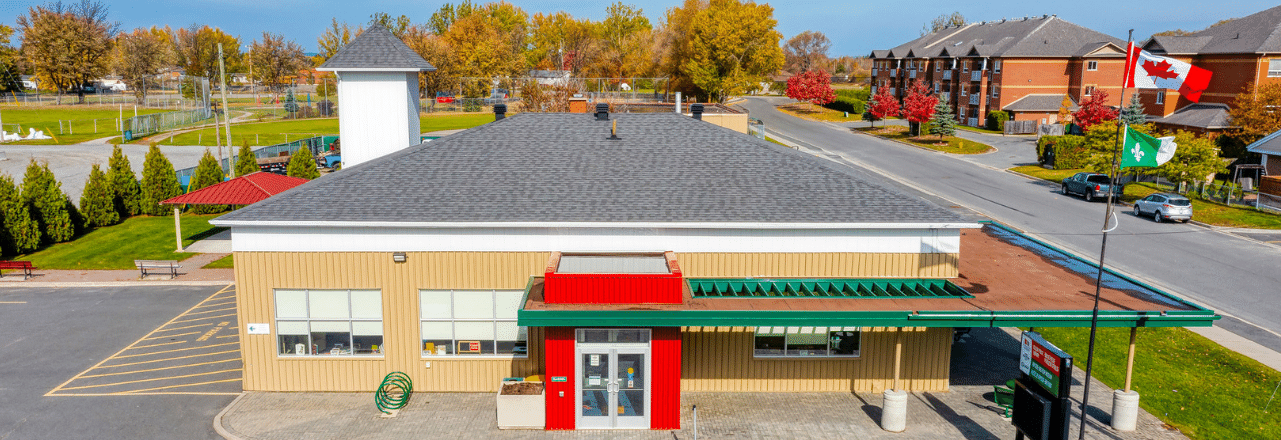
496, 381, 545, 429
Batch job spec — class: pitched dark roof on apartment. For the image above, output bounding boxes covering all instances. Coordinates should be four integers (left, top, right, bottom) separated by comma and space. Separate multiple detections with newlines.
215, 113, 964, 225
1003, 94, 1077, 112
1152, 103, 1231, 130
1145, 5, 1281, 55
317, 24, 436, 71
1247, 129, 1281, 155
875, 15, 1123, 59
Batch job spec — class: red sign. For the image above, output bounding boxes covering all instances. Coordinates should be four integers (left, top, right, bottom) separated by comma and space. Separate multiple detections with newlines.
1030, 343, 1061, 376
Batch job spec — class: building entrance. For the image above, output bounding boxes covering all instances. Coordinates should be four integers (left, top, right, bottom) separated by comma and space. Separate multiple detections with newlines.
575, 329, 650, 429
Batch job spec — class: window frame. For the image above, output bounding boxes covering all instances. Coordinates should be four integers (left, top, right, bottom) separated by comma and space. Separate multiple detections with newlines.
274, 289, 384, 358
419, 289, 529, 359
1268, 59, 1280, 77
753, 326, 862, 359
1084, 85, 1096, 96
1087, 60, 1099, 71
1156, 90, 1166, 104
994, 59, 1002, 74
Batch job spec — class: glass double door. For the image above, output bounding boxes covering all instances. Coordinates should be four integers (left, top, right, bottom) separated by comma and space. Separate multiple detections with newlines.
577, 345, 648, 429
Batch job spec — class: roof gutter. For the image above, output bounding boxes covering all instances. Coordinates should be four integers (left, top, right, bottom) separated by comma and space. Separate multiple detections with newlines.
209, 220, 984, 230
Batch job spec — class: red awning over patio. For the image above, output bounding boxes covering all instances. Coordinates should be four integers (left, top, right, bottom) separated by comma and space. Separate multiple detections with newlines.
162, 172, 309, 206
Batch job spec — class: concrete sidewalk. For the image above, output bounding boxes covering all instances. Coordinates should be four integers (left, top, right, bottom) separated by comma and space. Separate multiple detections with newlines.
0, 252, 233, 287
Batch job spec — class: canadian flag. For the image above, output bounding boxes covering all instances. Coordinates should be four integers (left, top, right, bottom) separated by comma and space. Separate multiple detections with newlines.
1124, 41, 1213, 102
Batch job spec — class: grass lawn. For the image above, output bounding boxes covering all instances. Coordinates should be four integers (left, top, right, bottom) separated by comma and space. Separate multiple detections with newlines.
1010, 166, 1281, 229
1034, 326, 1281, 439
957, 125, 1004, 135
0, 106, 165, 144
765, 136, 789, 147
204, 254, 234, 269
154, 113, 493, 146
776, 102, 861, 122
855, 125, 992, 154
20, 214, 223, 269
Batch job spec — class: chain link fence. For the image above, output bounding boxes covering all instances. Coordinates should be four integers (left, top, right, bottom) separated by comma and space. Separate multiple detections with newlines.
125, 108, 213, 140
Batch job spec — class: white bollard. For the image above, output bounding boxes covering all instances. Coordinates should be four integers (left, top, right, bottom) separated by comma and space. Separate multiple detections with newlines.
1111, 390, 1140, 431
881, 389, 907, 432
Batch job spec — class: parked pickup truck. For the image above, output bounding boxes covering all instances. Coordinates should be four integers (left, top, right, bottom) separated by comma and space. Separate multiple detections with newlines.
1061, 172, 1123, 202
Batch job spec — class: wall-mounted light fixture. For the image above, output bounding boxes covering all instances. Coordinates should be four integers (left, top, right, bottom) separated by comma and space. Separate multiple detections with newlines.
392, 252, 407, 263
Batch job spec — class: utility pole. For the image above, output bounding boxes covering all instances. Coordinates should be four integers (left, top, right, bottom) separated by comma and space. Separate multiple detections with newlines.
218, 43, 235, 178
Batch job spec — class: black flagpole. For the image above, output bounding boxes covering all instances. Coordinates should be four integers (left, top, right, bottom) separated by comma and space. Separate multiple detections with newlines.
1078, 28, 1134, 440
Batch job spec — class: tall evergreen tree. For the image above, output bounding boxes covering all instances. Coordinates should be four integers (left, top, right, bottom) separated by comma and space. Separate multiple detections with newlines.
79, 164, 119, 228
286, 147, 320, 180
929, 101, 957, 138
107, 144, 142, 217
0, 174, 39, 255
140, 144, 183, 216
188, 149, 227, 214
1120, 93, 1147, 126
21, 160, 74, 243
235, 141, 259, 177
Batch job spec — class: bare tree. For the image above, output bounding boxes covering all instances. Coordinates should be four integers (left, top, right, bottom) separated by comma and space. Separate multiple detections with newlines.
113, 28, 173, 104
921, 12, 965, 36
783, 30, 831, 73
17, 0, 119, 103
248, 32, 306, 101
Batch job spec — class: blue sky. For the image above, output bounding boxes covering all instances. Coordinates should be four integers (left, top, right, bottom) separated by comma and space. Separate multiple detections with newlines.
1, 1, 1276, 56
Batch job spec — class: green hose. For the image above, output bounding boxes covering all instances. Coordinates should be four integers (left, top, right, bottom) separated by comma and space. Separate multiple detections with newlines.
375, 371, 412, 414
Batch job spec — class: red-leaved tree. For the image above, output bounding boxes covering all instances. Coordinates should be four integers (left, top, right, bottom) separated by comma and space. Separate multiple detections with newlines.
902, 80, 938, 136
785, 70, 836, 105
868, 85, 900, 127
1072, 89, 1119, 130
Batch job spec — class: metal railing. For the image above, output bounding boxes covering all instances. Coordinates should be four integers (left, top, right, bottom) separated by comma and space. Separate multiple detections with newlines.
890, 70, 897, 78
174, 135, 339, 186
971, 71, 982, 82
967, 117, 979, 126
871, 69, 878, 76
909, 70, 917, 79
942, 71, 952, 80
969, 95, 980, 105
939, 92, 950, 102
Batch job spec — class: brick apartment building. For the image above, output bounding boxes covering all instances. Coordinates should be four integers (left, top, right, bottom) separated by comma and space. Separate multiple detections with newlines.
1140, 5, 1281, 135
870, 15, 1128, 128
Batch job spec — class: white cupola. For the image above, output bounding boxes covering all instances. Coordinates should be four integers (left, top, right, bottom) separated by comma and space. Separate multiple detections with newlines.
316, 24, 436, 168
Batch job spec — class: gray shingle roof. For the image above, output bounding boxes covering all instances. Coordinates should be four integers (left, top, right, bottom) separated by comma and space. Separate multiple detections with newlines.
1247, 129, 1281, 155
1152, 103, 1231, 129
877, 16, 1123, 60
216, 113, 963, 225
1145, 6, 1281, 55
317, 24, 436, 71
1003, 94, 1077, 112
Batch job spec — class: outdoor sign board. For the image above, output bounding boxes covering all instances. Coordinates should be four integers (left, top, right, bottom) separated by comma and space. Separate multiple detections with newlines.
1019, 331, 1072, 399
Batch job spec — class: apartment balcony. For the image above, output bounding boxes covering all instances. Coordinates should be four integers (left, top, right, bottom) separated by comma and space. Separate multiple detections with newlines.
969, 95, 980, 105
890, 70, 897, 78
942, 71, 952, 80
971, 71, 982, 82
939, 92, 950, 102
870, 86, 877, 95
871, 69, 878, 76
968, 117, 979, 126
909, 70, 917, 79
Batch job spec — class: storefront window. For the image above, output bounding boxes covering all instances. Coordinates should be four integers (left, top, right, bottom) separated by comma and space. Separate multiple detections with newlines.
275, 289, 383, 356
753, 327, 861, 358
420, 290, 527, 357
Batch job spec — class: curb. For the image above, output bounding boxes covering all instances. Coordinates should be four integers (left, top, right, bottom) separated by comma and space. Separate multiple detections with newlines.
0, 280, 233, 288
213, 392, 248, 440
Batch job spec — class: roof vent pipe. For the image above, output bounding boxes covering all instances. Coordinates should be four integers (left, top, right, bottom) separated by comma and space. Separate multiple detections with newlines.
691, 103, 704, 120
493, 103, 507, 121
595, 103, 609, 121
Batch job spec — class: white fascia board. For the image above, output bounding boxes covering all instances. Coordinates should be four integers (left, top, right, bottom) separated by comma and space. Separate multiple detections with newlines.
316, 67, 435, 72
209, 220, 983, 230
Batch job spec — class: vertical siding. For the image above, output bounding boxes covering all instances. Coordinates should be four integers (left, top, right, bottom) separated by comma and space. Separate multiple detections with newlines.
544, 274, 683, 304
544, 327, 576, 430
676, 253, 958, 278
235, 251, 548, 392
650, 327, 682, 430
680, 326, 952, 393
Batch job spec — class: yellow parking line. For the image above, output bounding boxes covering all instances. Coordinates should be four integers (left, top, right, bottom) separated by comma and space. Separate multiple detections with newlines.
49, 390, 242, 397
169, 313, 235, 325
110, 342, 239, 359
216, 334, 239, 339
57, 368, 242, 391
45, 287, 232, 396
141, 331, 200, 340
181, 306, 237, 317
0, 301, 27, 304
97, 349, 241, 369
78, 358, 240, 379
152, 323, 218, 333
194, 300, 235, 309
127, 340, 187, 350
118, 378, 243, 394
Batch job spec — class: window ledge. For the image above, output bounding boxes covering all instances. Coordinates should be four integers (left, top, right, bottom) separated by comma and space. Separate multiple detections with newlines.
753, 355, 862, 360
276, 355, 386, 360
421, 355, 529, 360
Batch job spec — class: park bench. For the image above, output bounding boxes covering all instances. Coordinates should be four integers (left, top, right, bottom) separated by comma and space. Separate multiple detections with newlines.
0, 260, 35, 279
134, 260, 181, 278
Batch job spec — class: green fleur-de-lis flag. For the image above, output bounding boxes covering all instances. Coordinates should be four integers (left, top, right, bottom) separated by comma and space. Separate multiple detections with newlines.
1120, 125, 1177, 169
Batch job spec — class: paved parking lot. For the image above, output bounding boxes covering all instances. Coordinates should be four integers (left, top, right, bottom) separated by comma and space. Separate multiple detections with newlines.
0, 284, 237, 439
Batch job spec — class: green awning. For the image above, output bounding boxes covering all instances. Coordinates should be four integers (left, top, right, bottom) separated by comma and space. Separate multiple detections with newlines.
689, 278, 971, 299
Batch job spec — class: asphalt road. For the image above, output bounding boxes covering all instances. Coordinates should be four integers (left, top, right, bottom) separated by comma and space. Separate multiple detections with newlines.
0, 143, 210, 202
743, 96, 1281, 350
0, 285, 236, 440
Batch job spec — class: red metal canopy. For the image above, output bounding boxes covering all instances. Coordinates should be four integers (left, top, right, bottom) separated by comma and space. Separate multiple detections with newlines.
162, 172, 309, 206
